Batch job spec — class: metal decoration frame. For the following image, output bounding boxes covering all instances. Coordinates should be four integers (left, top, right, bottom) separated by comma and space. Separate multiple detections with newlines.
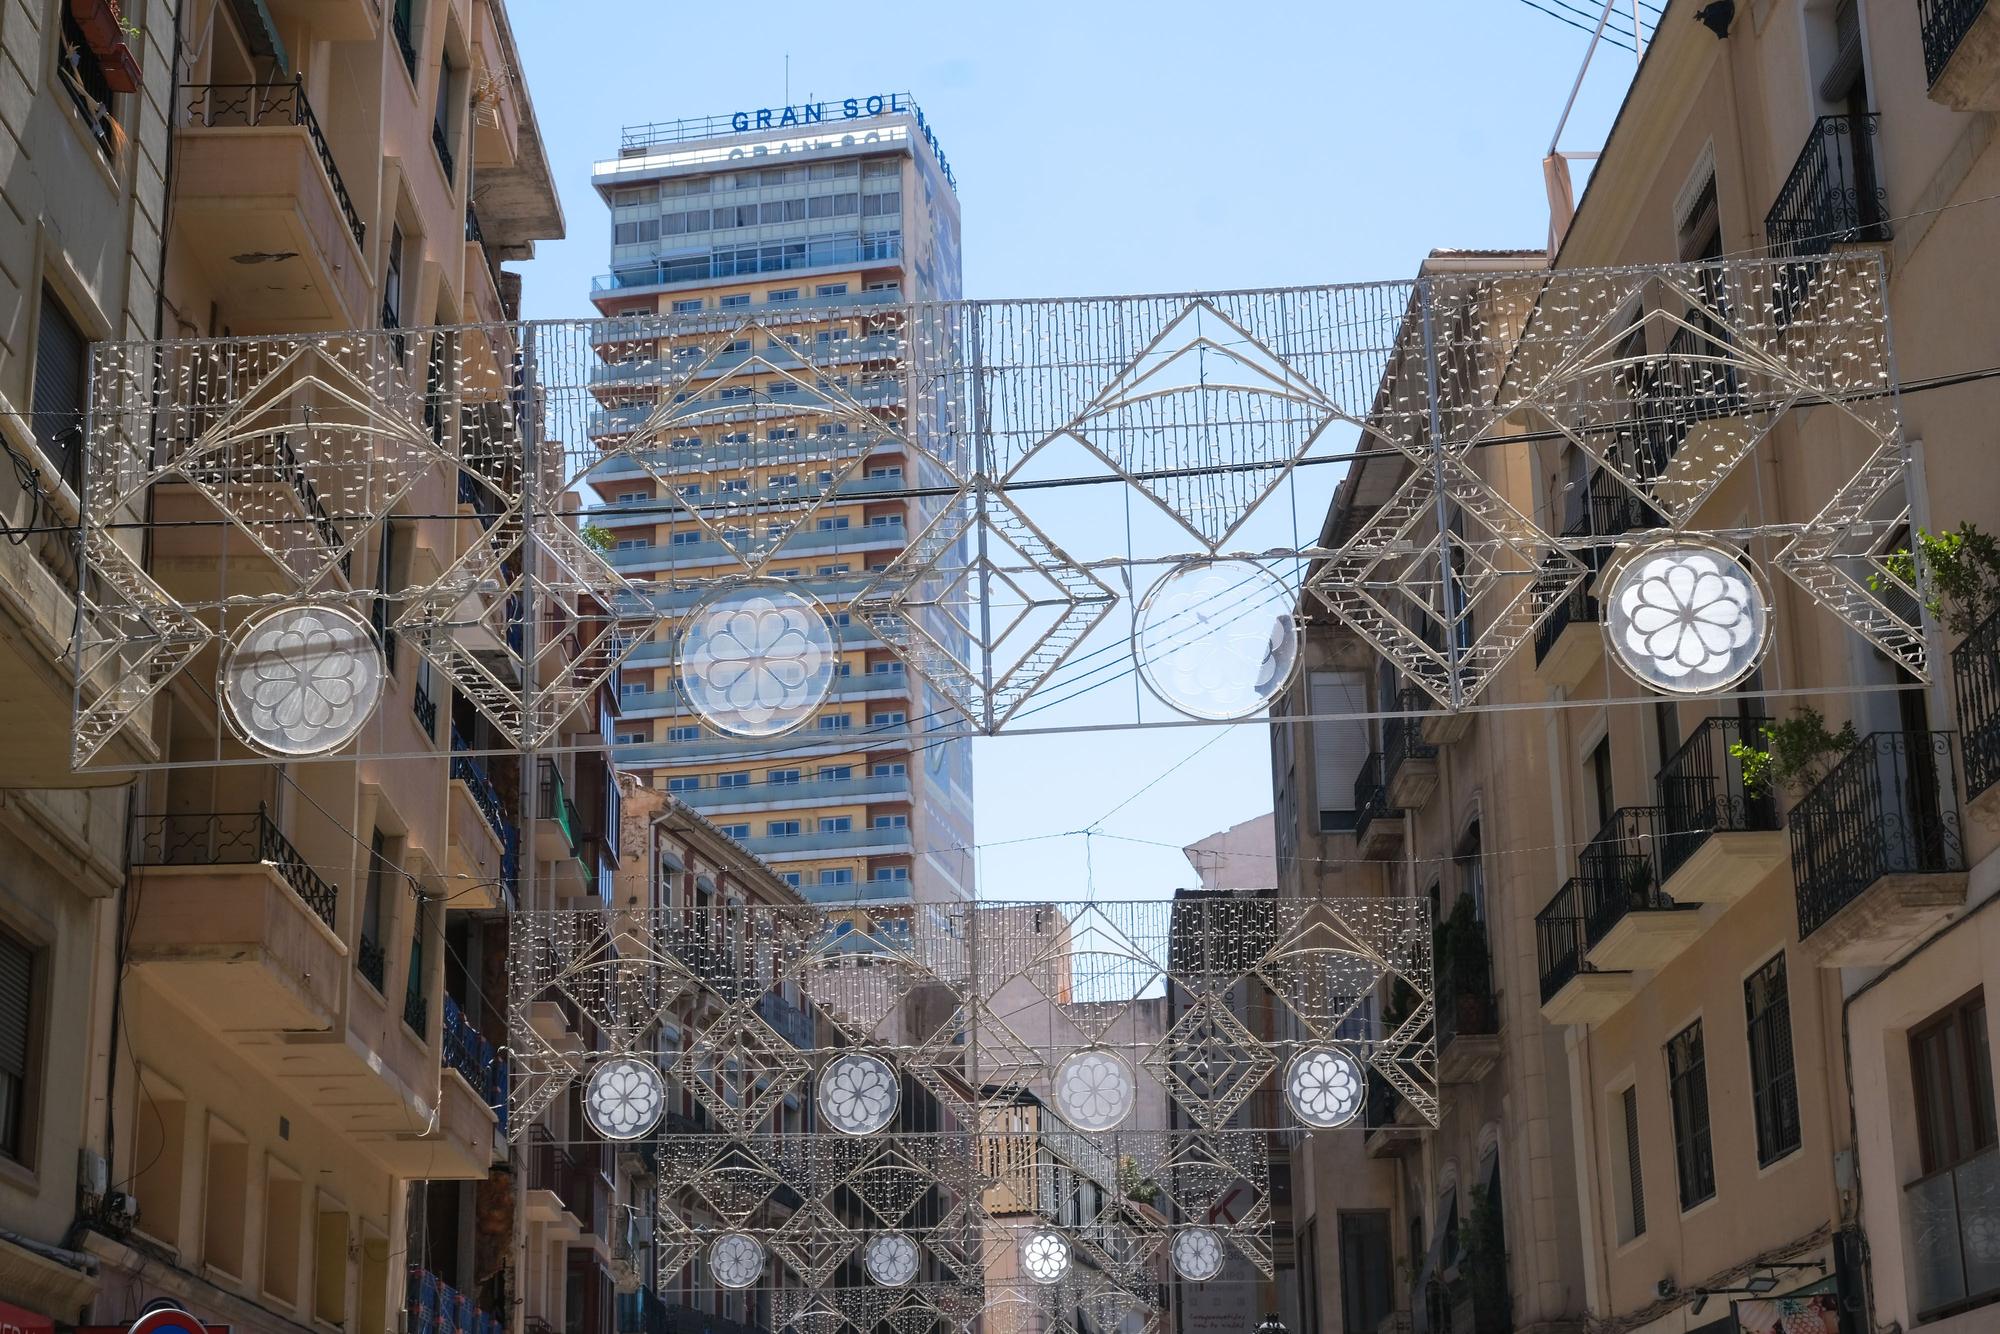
74, 255, 1920, 770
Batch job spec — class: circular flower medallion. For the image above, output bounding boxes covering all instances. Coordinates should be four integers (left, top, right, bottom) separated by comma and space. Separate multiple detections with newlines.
1285, 1047, 1364, 1129
1604, 542, 1766, 695
1020, 1230, 1071, 1285
1171, 1227, 1226, 1282
863, 1231, 921, 1287
679, 581, 838, 738
583, 1057, 665, 1141
817, 1052, 900, 1136
708, 1233, 764, 1290
1052, 1049, 1136, 1132
1135, 560, 1299, 720
221, 604, 384, 757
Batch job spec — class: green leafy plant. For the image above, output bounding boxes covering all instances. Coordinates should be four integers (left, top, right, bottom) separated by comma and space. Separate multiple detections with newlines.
1729, 708, 1861, 798
578, 522, 614, 552
1434, 893, 1491, 994
1117, 1155, 1160, 1206
1873, 523, 2000, 636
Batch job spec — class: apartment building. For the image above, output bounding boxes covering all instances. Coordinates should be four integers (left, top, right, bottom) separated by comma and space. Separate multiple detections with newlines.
78, 5, 572, 1334
1268, 250, 1587, 1334
0, 0, 180, 1321
583, 93, 972, 908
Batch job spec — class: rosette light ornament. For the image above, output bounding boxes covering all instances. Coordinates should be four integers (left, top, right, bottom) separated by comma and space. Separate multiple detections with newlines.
1021, 1230, 1072, 1285
709, 1233, 765, 1290
220, 605, 384, 756
583, 1057, 665, 1141
679, 581, 838, 738
1604, 541, 1767, 695
817, 1052, 901, 1137
1052, 1049, 1137, 1132
1284, 1047, 1364, 1129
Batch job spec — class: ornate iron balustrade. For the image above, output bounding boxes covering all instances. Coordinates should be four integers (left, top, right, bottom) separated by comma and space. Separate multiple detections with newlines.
182, 80, 366, 247
413, 675, 437, 738
1577, 806, 1688, 945
1561, 468, 1656, 548
1364, 1066, 1403, 1129
450, 729, 513, 849
1921, 0, 1990, 87
1656, 715, 1779, 882
441, 995, 508, 1134
403, 984, 427, 1035
1436, 933, 1497, 1051
132, 804, 337, 929
358, 934, 386, 991
432, 118, 454, 182
1533, 578, 1600, 665
1765, 114, 1889, 258
1535, 879, 1589, 1003
1793, 731, 1965, 939
392, 2, 417, 76
1953, 604, 2000, 800
1354, 751, 1395, 840
1384, 687, 1439, 781
526, 1127, 594, 1223
1632, 324, 1747, 474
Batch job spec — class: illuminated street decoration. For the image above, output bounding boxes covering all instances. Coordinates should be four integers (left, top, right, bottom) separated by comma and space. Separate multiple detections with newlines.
1604, 541, 1768, 693
220, 604, 384, 757
73, 256, 1915, 771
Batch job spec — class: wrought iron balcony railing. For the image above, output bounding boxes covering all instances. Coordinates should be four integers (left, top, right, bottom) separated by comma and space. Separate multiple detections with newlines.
132, 804, 337, 930
1793, 731, 1966, 940
1655, 715, 1779, 882
450, 729, 512, 849
441, 995, 508, 1135
1533, 578, 1600, 666
358, 934, 386, 991
536, 759, 581, 855
1436, 937, 1497, 1051
1764, 114, 1889, 259
413, 674, 437, 738
1535, 878, 1590, 1003
527, 1127, 594, 1223
1560, 468, 1656, 548
182, 80, 366, 247
392, 2, 417, 77
407, 1267, 503, 1334
1353, 751, 1395, 841
1577, 806, 1688, 945
1383, 688, 1439, 782
1920, 0, 1990, 87
756, 990, 814, 1050
1953, 603, 2000, 800
1905, 1143, 2000, 1320
432, 118, 454, 182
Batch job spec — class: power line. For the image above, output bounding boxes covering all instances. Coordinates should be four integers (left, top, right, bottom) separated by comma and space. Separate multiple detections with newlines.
1511, 0, 1638, 53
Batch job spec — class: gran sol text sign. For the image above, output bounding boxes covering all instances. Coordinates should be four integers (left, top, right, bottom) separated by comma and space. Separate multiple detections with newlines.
728, 94, 955, 188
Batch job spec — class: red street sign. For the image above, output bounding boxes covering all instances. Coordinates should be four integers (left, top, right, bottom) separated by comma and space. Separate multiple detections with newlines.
0, 1301, 52, 1334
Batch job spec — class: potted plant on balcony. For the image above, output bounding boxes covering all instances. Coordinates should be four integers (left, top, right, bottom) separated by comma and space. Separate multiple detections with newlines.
1435, 895, 1494, 1037
1730, 709, 1860, 799
1874, 522, 2000, 636
68, 0, 141, 92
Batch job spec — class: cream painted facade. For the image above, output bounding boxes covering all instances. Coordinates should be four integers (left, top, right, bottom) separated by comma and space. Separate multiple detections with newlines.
0, 4, 573, 1334
0, 0, 180, 1321
1270, 250, 1587, 1334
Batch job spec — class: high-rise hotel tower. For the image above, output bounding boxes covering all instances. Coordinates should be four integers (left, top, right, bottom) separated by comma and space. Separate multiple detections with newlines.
586, 94, 972, 905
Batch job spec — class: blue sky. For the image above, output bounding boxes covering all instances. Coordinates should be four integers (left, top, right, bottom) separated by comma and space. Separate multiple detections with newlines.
506, 0, 1647, 898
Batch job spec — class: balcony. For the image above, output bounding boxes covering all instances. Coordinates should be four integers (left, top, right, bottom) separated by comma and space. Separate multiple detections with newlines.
756, 990, 814, 1050
1435, 940, 1500, 1085
175, 81, 370, 329
127, 807, 344, 1034
525, 1128, 593, 1236
1905, 1144, 2000, 1322
441, 995, 508, 1141
1384, 691, 1439, 810
588, 377, 906, 439
1532, 578, 1602, 690
1362, 1070, 1424, 1159
1764, 114, 1890, 260
737, 824, 915, 863
590, 333, 905, 392
1578, 807, 1705, 972
1656, 716, 1786, 907
448, 731, 515, 909
675, 771, 914, 815
1953, 604, 2000, 818
1921, 0, 2000, 109
1353, 752, 1403, 860
1535, 879, 1632, 1026
592, 236, 904, 294
407, 1269, 503, 1334
1793, 731, 1967, 966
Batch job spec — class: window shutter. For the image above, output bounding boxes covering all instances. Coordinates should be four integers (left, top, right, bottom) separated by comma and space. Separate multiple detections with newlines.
1310, 672, 1368, 826
0, 934, 32, 1082
1622, 1085, 1646, 1236
31, 289, 85, 486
